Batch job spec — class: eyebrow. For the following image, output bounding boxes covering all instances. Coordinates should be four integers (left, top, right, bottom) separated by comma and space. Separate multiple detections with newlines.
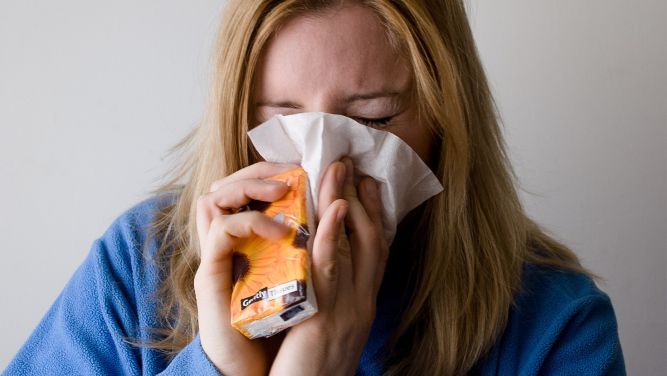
256, 91, 402, 108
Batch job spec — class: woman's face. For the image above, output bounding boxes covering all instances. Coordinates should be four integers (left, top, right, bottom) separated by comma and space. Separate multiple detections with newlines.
253, 5, 435, 164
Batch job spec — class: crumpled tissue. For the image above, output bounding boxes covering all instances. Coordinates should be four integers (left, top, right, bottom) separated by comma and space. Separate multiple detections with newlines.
248, 112, 443, 244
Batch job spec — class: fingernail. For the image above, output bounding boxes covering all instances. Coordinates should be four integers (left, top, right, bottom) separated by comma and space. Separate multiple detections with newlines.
342, 157, 353, 173
342, 158, 354, 185
364, 179, 377, 198
336, 204, 348, 223
336, 163, 346, 190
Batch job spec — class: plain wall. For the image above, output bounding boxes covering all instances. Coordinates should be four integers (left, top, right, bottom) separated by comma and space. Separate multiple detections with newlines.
1, 1, 665, 374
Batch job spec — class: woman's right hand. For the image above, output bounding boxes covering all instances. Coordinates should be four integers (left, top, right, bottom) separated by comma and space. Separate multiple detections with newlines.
194, 161, 299, 376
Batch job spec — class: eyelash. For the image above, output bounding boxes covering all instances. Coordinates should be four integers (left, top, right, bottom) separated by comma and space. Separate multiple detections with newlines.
353, 116, 393, 128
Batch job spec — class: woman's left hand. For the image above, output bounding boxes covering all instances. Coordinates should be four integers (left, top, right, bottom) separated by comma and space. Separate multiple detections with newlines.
269, 157, 389, 376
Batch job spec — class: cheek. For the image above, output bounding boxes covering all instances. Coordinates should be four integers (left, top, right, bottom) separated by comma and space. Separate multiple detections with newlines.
254, 106, 300, 126
399, 126, 433, 164
389, 123, 435, 166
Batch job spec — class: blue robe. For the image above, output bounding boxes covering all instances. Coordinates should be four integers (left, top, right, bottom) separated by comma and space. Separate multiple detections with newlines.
4, 195, 625, 375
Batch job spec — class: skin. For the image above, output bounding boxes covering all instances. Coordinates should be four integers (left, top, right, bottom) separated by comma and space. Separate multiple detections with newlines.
194, 4, 435, 376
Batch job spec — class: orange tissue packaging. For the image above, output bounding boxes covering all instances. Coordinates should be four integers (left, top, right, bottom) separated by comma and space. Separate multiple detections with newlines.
230, 167, 317, 339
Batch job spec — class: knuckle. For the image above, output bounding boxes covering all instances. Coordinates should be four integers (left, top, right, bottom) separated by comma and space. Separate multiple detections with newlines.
209, 214, 228, 233
368, 225, 387, 249
196, 195, 216, 217
357, 225, 380, 249
257, 161, 280, 173
240, 182, 253, 199
339, 245, 352, 261
245, 210, 264, 223
237, 212, 258, 233
321, 261, 338, 282
337, 236, 352, 258
196, 194, 209, 209
209, 179, 225, 193
319, 226, 338, 244
344, 185, 358, 199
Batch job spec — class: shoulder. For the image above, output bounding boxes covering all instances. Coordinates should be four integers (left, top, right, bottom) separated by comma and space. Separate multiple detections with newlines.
2, 193, 183, 375
87, 192, 179, 296
102, 193, 178, 245
515, 262, 611, 320
477, 263, 626, 375
80, 192, 180, 330
95, 192, 178, 261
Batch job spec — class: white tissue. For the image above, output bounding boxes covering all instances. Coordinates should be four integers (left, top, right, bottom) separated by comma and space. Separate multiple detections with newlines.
248, 112, 443, 244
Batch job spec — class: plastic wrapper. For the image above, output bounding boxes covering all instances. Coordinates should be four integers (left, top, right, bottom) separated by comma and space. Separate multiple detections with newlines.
230, 167, 317, 338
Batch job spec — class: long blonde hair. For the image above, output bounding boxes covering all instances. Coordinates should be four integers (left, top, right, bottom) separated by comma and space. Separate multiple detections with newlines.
145, 1, 586, 374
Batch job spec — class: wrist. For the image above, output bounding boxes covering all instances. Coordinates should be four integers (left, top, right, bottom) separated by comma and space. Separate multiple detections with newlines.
270, 326, 365, 376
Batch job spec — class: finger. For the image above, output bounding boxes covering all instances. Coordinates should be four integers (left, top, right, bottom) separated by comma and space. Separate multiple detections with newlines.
341, 157, 359, 203
310, 199, 348, 311
200, 211, 291, 268
358, 177, 384, 238
357, 177, 389, 293
197, 179, 289, 242
340, 158, 378, 281
209, 161, 300, 192
335, 160, 358, 289
317, 161, 346, 223
340, 158, 374, 236
196, 195, 224, 249
210, 178, 290, 211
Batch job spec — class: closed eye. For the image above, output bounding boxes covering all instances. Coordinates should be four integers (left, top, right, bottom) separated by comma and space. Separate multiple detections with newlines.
352, 116, 393, 128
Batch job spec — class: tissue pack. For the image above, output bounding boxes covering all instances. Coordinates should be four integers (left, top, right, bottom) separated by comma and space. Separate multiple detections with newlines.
230, 167, 317, 339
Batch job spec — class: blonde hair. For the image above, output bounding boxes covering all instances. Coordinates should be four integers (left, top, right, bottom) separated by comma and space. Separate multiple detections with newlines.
145, 1, 587, 374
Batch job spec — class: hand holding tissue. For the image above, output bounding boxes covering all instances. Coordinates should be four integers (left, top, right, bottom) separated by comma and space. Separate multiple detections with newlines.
230, 112, 443, 339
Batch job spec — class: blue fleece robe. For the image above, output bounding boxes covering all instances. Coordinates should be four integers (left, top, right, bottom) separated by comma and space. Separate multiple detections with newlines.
4, 195, 625, 375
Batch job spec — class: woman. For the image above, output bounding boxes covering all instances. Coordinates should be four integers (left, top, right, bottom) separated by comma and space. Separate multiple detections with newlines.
5, 0, 625, 375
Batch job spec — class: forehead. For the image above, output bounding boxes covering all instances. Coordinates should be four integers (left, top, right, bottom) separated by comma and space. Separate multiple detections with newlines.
254, 5, 411, 99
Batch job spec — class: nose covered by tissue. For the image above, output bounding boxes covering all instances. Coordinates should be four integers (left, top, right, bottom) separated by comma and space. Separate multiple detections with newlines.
248, 112, 443, 244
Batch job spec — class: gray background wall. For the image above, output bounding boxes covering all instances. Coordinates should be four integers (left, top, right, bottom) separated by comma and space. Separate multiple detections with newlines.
1, 1, 665, 374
